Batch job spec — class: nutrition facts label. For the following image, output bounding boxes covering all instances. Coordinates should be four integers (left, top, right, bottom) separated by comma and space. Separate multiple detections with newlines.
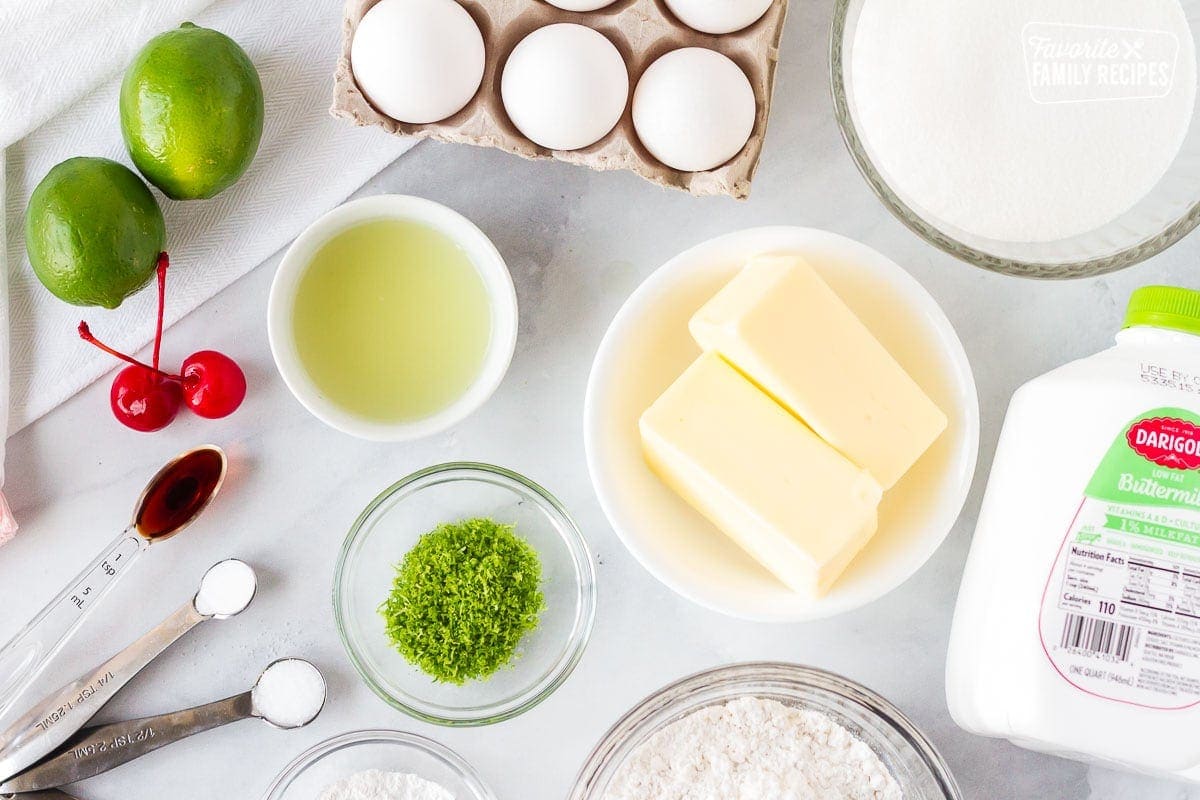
1044, 501, 1200, 708
1124, 557, 1200, 626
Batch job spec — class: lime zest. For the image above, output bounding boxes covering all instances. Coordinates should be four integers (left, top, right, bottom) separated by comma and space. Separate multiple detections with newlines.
380, 517, 545, 684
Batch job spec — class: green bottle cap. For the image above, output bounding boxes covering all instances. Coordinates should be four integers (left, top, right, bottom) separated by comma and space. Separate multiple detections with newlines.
1124, 286, 1200, 335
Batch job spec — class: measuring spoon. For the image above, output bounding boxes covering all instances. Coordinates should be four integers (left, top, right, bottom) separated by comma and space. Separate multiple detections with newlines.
0, 659, 325, 794
0, 445, 227, 719
0, 558, 256, 784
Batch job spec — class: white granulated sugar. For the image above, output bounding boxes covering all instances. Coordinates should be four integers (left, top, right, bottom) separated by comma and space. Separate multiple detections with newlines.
194, 558, 256, 616
604, 697, 902, 800
250, 659, 325, 728
851, 0, 1196, 243
318, 770, 455, 800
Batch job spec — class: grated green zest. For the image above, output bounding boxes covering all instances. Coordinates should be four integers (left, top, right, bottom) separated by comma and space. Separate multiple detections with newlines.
380, 517, 546, 684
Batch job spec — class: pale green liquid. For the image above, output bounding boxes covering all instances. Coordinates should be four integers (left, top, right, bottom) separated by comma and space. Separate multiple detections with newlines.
292, 218, 492, 422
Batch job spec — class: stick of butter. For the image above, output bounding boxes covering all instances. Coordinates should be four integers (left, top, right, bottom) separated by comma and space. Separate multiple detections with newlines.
690, 255, 947, 489
639, 352, 883, 596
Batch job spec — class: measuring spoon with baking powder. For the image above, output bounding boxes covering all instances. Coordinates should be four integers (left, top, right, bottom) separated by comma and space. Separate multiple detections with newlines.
0, 659, 325, 794
0, 445, 227, 720
0, 558, 256, 784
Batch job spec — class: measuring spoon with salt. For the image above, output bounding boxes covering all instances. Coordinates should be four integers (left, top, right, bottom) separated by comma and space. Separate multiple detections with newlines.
0, 659, 325, 794
0, 558, 257, 784
0, 445, 227, 719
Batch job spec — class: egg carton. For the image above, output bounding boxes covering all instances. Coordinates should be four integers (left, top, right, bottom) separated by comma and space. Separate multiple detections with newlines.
332, 0, 789, 200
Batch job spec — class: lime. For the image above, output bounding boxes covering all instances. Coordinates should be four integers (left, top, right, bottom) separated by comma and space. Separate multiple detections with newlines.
120, 22, 264, 200
25, 157, 166, 309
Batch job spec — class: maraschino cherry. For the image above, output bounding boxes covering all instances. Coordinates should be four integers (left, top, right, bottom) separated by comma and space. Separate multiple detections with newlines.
78, 252, 246, 432
181, 350, 247, 418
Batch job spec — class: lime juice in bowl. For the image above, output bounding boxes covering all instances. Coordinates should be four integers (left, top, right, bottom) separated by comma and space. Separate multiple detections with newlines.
268, 195, 518, 441
291, 218, 492, 422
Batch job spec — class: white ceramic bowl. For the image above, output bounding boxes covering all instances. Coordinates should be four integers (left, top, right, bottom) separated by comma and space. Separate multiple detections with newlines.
584, 227, 979, 622
268, 195, 518, 441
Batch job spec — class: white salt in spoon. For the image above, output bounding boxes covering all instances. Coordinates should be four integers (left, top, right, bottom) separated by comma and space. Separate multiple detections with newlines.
0, 659, 326, 794
0, 558, 256, 784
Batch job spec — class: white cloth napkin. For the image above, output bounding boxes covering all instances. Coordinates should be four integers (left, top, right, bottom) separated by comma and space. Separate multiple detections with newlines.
0, 0, 216, 148
2, 0, 416, 438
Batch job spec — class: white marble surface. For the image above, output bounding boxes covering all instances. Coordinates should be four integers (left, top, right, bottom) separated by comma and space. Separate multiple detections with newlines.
5, 1, 1200, 798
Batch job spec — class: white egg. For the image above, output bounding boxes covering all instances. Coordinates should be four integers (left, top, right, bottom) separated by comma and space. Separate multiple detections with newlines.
501, 24, 629, 151
351, 0, 485, 124
632, 48, 756, 173
664, 0, 774, 35
545, 0, 619, 9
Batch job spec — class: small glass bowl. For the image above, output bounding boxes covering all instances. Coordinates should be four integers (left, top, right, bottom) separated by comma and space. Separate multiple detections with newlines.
831, 0, 1200, 278
334, 463, 597, 726
570, 662, 962, 800
260, 729, 496, 800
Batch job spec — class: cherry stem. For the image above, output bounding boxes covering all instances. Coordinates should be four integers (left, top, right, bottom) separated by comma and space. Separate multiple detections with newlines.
78, 322, 180, 382
153, 252, 168, 371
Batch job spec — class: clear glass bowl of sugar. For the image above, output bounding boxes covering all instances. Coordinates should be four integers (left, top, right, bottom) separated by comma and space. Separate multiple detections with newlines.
569, 663, 962, 800
333, 462, 597, 726
260, 729, 496, 800
832, 0, 1200, 278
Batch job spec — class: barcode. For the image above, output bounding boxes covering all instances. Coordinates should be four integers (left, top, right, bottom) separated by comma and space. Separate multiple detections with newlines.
1060, 613, 1134, 662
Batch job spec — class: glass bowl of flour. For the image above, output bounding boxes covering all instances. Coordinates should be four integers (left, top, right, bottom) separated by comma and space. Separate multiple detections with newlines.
833, 0, 1200, 278
261, 729, 497, 800
569, 662, 961, 800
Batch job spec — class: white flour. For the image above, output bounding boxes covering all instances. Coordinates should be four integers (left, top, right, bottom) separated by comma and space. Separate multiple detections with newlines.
604, 697, 902, 800
318, 770, 455, 800
851, 0, 1197, 243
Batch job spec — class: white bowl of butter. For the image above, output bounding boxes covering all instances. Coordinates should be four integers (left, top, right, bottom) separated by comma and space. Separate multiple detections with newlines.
584, 227, 979, 621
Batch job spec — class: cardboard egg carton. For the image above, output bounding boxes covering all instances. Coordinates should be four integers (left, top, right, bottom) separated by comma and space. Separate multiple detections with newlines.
332, 0, 788, 199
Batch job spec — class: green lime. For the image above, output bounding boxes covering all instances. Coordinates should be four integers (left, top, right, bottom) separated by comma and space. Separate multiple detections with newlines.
26, 157, 166, 309
120, 22, 264, 200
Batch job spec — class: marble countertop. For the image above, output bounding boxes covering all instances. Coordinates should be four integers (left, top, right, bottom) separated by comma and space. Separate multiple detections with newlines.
4, 1, 1200, 798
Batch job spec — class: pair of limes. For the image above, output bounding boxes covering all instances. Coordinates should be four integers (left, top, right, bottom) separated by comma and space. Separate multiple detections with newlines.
26, 23, 264, 309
